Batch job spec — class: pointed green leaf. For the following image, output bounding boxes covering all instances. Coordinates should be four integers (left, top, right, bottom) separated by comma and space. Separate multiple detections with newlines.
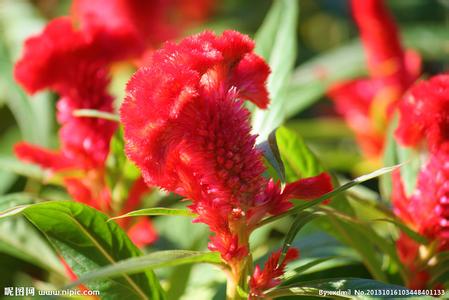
284, 256, 339, 279
110, 208, 197, 221
275, 126, 323, 181
252, 0, 299, 140
0, 155, 45, 180
7, 201, 165, 299
257, 129, 286, 183
373, 218, 429, 245
280, 211, 322, 264
69, 250, 222, 287
0, 194, 65, 277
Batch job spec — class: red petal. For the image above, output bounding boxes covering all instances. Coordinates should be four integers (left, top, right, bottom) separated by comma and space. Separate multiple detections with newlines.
14, 142, 77, 171
283, 172, 333, 200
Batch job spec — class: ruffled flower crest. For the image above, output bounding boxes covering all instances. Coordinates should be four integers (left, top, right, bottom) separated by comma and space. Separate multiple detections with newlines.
121, 30, 333, 294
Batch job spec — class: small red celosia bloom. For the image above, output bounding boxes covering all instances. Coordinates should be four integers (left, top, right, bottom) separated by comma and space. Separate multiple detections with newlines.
13, 15, 155, 248
327, 0, 421, 158
395, 74, 449, 152
249, 248, 299, 298
14, 18, 117, 168
121, 30, 333, 265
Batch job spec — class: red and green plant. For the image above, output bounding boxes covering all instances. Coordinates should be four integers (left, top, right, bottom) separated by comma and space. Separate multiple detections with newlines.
0, 0, 448, 299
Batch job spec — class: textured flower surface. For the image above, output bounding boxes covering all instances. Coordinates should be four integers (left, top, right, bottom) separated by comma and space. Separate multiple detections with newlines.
395, 74, 449, 152
393, 75, 449, 245
392, 152, 449, 288
327, 0, 421, 159
121, 30, 332, 295
392, 75, 449, 288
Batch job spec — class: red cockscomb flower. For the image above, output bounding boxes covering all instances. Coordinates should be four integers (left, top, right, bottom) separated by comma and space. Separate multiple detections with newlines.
13, 15, 155, 248
392, 75, 449, 288
327, 0, 421, 158
393, 154, 449, 250
121, 30, 333, 270
395, 74, 449, 152
393, 75, 449, 247
392, 151, 449, 288
249, 248, 299, 298
72, 0, 215, 62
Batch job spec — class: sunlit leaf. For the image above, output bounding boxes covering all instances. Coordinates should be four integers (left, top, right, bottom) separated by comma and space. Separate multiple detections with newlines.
372, 218, 428, 245
252, 0, 299, 140
3, 201, 165, 299
0, 194, 65, 277
69, 250, 222, 287
279, 211, 322, 264
275, 126, 323, 181
110, 208, 197, 221
257, 129, 286, 183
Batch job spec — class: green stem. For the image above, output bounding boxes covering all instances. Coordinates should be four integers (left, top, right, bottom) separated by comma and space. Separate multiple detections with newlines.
226, 254, 252, 300
73, 109, 120, 122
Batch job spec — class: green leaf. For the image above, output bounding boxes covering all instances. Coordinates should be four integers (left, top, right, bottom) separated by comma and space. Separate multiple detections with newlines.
396, 146, 421, 196
380, 116, 399, 200
275, 126, 323, 181
257, 129, 286, 183
110, 208, 197, 221
258, 165, 400, 227
381, 114, 422, 199
372, 218, 429, 245
318, 206, 406, 282
429, 251, 449, 286
0, 127, 22, 195
0, 1, 53, 146
284, 256, 339, 279
252, 0, 299, 140
280, 211, 321, 264
286, 25, 449, 118
4, 201, 165, 299
105, 128, 141, 212
267, 278, 409, 298
0, 194, 65, 277
0, 155, 45, 180
165, 236, 207, 300
69, 250, 222, 287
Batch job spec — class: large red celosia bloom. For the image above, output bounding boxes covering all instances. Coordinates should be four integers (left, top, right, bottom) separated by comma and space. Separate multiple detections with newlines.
392, 74, 449, 288
327, 0, 421, 158
13, 17, 155, 247
121, 30, 333, 293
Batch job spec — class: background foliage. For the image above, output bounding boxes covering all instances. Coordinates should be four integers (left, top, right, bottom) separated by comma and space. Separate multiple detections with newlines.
0, 0, 448, 299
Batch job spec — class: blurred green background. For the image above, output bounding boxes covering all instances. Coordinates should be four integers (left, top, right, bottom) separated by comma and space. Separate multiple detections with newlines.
0, 1, 447, 299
